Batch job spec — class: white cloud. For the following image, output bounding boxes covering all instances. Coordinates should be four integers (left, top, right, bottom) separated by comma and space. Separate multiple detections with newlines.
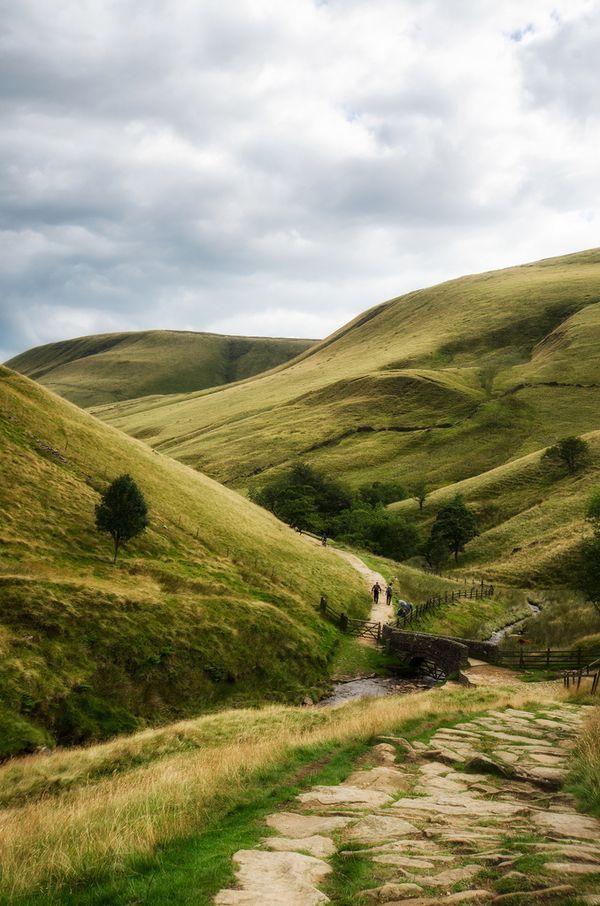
1, 0, 600, 358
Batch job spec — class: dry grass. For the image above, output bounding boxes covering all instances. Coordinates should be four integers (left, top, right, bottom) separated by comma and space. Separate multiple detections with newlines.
569, 704, 600, 817
0, 684, 557, 898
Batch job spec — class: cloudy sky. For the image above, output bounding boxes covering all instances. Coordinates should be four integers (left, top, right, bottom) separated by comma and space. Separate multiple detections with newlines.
1, 0, 600, 360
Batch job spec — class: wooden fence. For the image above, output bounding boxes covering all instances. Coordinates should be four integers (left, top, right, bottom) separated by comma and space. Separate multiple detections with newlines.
316, 597, 381, 641
563, 658, 600, 694
499, 647, 600, 671
396, 583, 495, 629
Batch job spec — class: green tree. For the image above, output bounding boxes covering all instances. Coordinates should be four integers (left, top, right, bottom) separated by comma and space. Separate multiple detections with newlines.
585, 489, 600, 535
578, 488, 600, 615
95, 474, 149, 563
412, 479, 428, 511
429, 495, 478, 563
542, 436, 589, 475
579, 537, 600, 616
423, 533, 449, 570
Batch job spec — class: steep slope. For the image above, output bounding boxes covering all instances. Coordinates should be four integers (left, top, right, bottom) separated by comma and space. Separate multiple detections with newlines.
5, 330, 315, 408
390, 430, 600, 586
0, 366, 366, 757
92, 249, 600, 494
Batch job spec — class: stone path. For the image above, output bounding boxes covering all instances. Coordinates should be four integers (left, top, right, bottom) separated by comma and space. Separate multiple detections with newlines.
215, 703, 600, 905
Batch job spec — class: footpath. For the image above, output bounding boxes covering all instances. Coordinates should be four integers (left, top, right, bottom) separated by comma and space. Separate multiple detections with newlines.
214, 699, 599, 905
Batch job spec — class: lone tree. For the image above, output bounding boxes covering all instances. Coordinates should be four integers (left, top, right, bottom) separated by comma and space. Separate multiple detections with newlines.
429, 495, 478, 563
542, 436, 589, 475
412, 479, 428, 511
95, 474, 149, 564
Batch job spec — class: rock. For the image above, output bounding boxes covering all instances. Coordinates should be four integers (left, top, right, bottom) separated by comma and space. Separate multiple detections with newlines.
372, 743, 400, 765
416, 864, 481, 887
303, 696, 313, 706
214, 850, 331, 905
344, 814, 419, 844
266, 813, 352, 837
533, 810, 600, 840
346, 766, 412, 794
361, 884, 424, 902
263, 834, 336, 858
378, 882, 424, 900
491, 886, 576, 903
386, 891, 492, 905
371, 854, 437, 869
545, 861, 600, 874
297, 784, 392, 809
392, 795, 526, 817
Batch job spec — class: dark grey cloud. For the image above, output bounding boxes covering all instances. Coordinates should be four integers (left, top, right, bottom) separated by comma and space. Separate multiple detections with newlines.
1, 0, 600, 359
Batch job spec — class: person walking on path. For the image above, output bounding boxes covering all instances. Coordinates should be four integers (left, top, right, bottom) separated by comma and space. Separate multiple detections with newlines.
385, 583, 393, 606
371, 582, 382, 604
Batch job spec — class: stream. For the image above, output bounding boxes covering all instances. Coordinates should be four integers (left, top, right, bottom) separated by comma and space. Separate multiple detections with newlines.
317, 675, 432, 707
485, 600, 541, 646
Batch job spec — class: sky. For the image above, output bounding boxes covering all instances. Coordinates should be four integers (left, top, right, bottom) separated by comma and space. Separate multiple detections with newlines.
1, 0, 600, 360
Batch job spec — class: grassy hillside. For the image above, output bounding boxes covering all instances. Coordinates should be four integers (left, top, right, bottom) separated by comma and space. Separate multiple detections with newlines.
93, 249, 600, 490
0, 366, 367, 757
90, 249, 600, 583
5, 330, 315, 408
390, 429, 600, 586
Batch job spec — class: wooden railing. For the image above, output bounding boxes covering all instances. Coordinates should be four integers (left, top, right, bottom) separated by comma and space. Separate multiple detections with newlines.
396, 584, 495, 629
499, 647, 600, 671
316, 597, 381, 641
563, 658, 600, 694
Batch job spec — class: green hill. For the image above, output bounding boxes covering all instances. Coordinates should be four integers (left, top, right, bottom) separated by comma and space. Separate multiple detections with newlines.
0, 366, 366, 758
90, 248, 600, 584
5, 330, 315, 408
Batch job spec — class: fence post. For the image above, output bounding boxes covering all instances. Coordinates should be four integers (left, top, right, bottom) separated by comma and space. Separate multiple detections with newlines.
546, 647, 550, 668
519, 646, 524, 668
340, 612, 348, 633
577, 647, 582, 668
319, 596, 327, 615
444, 592, 448, 603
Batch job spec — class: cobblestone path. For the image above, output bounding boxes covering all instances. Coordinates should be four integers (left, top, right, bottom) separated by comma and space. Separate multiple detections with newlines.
215, 703, 600, 905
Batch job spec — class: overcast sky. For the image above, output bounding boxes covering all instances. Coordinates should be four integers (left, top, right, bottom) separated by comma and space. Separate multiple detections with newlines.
2, 0, 600, 360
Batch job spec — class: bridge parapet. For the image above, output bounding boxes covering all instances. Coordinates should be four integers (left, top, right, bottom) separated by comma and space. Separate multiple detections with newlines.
381, 624, 469, 676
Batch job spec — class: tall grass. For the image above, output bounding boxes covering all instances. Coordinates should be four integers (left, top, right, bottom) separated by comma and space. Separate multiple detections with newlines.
0, 685, 549, 899
569, 706, 600, 818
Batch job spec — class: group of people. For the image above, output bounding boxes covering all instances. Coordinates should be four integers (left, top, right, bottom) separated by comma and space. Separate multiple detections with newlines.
370, 580, 413, 618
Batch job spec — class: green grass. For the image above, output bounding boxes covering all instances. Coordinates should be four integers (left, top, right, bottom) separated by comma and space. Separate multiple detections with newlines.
0, 366, 367, 756
353, 550, 531, 638
0, 686, 515, 905
328, 634, 396, 678
85, 249, 600, 588
6, 330, 315, 408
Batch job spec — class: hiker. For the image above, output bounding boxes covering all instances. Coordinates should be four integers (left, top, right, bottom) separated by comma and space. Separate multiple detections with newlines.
385, 583, 393, 606
321, 532, 328, 546
371, 582, 381, 604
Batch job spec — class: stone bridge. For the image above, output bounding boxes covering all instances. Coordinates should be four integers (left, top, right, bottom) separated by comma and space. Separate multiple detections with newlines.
381, 624, 500, 678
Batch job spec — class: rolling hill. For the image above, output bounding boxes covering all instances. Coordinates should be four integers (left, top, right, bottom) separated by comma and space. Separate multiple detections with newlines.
5, 330, 315, 408
88, 248, 600, 585
0, 365, 366, 757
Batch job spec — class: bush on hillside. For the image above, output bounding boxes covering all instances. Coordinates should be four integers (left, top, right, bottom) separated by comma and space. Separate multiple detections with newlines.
542, 435, 590, 475
577, 488, 600, 616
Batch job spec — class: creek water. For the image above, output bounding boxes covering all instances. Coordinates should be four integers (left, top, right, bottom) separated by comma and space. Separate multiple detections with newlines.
317, 675, 431, 707
486, 600, 542, 646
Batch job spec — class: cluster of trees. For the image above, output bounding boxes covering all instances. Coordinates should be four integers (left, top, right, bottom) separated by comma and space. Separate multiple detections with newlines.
251, 463, 478, 565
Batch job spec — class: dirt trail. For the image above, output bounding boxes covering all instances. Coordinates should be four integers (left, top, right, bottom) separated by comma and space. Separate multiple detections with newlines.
303, 535, 393, 629
215, 702, 600, 905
